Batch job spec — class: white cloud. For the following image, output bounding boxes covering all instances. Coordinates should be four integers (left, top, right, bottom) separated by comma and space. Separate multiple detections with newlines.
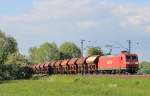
0, 1, 149, 25
76, 21, 98, 28
18, 0, 101, 20
144, 26, 150, 32
124, 9, 150, 26
111, 5, 130, 15
0, 0, 150, 59
1, 0, 150, 35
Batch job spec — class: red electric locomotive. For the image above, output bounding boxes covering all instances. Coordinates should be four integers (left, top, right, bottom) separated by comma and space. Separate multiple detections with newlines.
98, 51, 139, 74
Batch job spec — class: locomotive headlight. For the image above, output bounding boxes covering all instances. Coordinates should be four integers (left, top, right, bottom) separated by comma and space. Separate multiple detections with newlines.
126, 62, 130, 64
135, 62, 139, 64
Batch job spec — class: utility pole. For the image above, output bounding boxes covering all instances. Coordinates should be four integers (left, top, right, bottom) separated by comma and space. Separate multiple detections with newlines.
81, 40, 85, 57
127, 40, 131, 54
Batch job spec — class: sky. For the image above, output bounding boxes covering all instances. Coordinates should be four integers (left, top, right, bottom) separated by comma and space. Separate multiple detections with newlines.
0, 0, 150, 61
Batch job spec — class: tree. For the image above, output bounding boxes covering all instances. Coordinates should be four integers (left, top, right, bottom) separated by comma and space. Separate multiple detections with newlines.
0, 31, 17, 64
59, 42, 81, 59
29, 42, 60, 64
49, 42, 61, 60
28, 47, 38, 64
87, 47, 103, 56
29, 42, 81, 63
5, 52, 29, 66
0, 30, 31, 80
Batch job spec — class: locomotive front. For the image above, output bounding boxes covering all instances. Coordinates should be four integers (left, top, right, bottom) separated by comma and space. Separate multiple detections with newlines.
125, 54, 139, 74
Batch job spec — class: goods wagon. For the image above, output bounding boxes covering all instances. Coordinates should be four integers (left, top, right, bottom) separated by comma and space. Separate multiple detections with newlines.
76, 57, 87, 74
61, 59, 70, 74
51, 61, 57, 74
68, 58, 78, 74
86, 55, 99, 74
44, 62, 53, 74
39, 64, 45, 73
43, 62, 50, 73
35, 64, 40, 74
55, 60, 62, 74
32, 65, 37, 74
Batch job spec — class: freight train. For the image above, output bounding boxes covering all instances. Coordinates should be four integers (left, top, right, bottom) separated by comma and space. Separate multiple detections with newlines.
32, 51, 139, 75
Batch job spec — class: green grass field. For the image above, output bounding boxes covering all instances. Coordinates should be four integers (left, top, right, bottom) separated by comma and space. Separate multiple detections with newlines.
0, 75, 150, 96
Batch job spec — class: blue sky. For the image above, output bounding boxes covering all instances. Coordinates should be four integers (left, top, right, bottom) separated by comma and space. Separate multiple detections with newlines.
0, 0, 150, 61
0, 0, 33, 15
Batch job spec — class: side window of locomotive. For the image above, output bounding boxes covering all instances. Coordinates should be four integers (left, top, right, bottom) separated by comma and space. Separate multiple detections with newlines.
121, 57, 123, 60
132, 56, 138, 60
126, 55, 131, 61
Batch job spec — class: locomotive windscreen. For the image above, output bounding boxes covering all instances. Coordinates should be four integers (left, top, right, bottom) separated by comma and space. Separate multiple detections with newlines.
126, 55, 138, 61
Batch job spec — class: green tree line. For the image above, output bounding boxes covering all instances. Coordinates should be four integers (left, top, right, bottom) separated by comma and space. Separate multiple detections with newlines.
139, 61, 150, 74
28, 42, 82, 64
0, 30, 103, 80
0, 30, 31, 80
2, 29, 150, 80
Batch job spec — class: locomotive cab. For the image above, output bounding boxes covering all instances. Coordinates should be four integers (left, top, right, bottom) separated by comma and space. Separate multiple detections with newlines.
124, 54, 139, 74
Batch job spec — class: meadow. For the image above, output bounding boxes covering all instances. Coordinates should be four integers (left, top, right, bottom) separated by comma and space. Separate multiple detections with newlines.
0, 75, 150, 96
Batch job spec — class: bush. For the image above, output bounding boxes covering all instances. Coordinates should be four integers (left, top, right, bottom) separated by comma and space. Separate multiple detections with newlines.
0, 64, 33, 80
139, 61, 150, 74
18, 66, 33, 79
